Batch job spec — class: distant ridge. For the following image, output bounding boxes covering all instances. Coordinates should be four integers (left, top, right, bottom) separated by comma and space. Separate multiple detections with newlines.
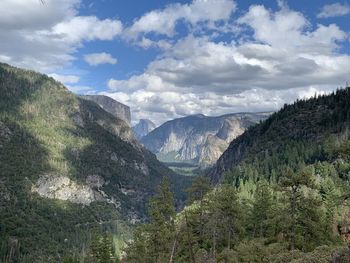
81, 94, 131, 125
209, 86, 350, 184
141, 112, 270, 167
133, 119, 156, 140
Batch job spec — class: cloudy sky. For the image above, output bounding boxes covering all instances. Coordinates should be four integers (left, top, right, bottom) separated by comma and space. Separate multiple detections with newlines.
1, 0, 350, 125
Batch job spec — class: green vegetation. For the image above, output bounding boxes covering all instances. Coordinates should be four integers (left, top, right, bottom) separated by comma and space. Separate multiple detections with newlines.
124, 87, 350, 262
124, 170, 350, 262
164, 162, 202, 176
2, 62, 350, 262
0, 63, 190, 262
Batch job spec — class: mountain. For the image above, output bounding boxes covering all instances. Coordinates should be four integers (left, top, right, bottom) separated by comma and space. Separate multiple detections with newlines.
124, 87, 350, 262
0, 63, 189, 262
81, 94, 131, 125
132, 119, 156, 140
141, 113, 270, 168
210, 87, 350, 184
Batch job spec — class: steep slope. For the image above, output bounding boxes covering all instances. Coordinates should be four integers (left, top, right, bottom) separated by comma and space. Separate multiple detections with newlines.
210, 87, 350, 184
81, 94, 131, 125
0, 63, 188, 262
132, 119, 156, 140
141, 113, 270, 167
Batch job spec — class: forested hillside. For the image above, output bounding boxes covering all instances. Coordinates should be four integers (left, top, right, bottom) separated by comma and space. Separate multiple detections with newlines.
124, 87, 350, 263
0, 63, 189, 262
211, 87, 350, 184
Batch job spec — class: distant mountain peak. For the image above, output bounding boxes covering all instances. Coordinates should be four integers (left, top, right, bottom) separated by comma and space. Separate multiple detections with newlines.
81, 95, 131, 125
132, 119, 156, 140
141, 112, 270, 168
190, 113, 206, 118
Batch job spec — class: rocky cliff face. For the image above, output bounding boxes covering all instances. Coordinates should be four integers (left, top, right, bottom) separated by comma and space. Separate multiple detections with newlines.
141, 113, 270, 167
132, 119, 156, 140
81, 95, 131, 125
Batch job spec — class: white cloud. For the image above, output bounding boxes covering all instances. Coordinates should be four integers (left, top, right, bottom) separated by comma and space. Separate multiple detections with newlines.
0, 1, 123, 72
105, 4, 350, 125
52, 16, 122, 44
49, 73, 80, 84
125, 0, 236, 40
84, 52, 117, 66
66, 85, 94, 94
317, 3, 350, 18
0, 0, 79, 30
238, 4, 347, 54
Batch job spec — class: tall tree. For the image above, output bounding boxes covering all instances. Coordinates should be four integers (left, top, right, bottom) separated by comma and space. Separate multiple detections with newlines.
250, 181, 274, 238
279, 167, 322, 250
208, 185, 242, 254
124, 177, 176, 263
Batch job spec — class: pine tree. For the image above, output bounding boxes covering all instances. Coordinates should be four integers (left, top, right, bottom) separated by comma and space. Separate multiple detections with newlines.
279, 167, 323, 251
90, 234, 117, 263
250, 181, 274, 238
124, 177, 176, 263
208, 185, 242, 253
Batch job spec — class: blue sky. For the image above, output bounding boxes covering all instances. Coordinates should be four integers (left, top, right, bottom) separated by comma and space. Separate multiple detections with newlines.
1, 0, 350, 125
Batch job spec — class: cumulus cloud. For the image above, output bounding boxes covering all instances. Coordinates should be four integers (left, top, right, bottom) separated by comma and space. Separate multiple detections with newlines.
66, 85, 95, 94
105, 4, 350, 124
124, 0, 236, 40
84, 52, 117, 66
49, 73, 80, 84
53, 16, 122, 44
0, 0, 79, 30
0, 0, 122, 72
317, 3, 350, 18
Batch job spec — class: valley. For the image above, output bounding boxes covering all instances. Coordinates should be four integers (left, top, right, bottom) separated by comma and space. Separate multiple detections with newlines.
1, 0, 350, 262
141, 113, 270, 170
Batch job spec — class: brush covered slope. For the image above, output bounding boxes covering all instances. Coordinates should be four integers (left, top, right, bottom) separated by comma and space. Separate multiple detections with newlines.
210, 87, 350, 184
0, 63, 188, 262
141, 113, 270, 168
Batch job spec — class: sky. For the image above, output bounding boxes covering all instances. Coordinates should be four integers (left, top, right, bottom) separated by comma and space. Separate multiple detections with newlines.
0, 0, 350, 125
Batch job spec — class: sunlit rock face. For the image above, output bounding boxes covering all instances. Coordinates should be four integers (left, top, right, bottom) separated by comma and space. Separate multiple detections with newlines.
141, 113, 271, 167
32, 174, 97, 204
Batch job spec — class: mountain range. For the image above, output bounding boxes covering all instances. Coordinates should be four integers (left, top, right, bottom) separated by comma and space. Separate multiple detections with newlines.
141, 112, 270, 168
0, 63, 189, 261
132, 119, 156, 140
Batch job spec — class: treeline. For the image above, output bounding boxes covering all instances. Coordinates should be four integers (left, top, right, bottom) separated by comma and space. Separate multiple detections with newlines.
211, 87, 350, 184
121, 86, 350, 262
123, 169, 350, 263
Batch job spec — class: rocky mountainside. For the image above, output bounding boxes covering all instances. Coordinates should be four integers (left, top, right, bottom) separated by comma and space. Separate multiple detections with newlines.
81, 94, 131, 125
141, 113, 270, 167
209, 87, 350, 184
132, 119, 156, 140
0, 63, 189, 262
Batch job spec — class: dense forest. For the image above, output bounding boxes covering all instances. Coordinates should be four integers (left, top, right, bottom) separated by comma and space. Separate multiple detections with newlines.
121, 87, 350, 263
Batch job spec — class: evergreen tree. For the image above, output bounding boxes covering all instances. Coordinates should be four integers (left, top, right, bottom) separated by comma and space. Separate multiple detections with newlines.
124, 177, 176, 263
250, 181, 274, 238
279, 168, 323, 251
208, 185, 242, 252
90, 234, 117, 263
